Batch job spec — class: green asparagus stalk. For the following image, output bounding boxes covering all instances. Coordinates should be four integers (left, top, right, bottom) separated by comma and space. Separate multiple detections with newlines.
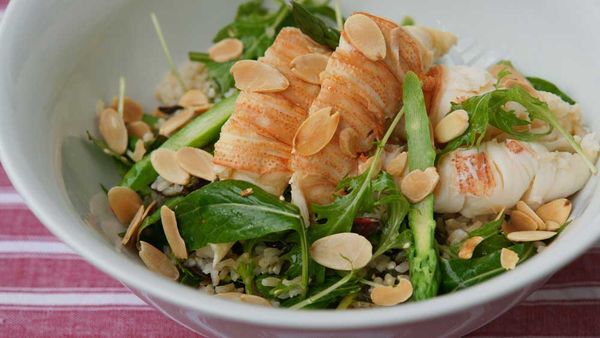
403, 72, 440, 300
121, 92, 239, 191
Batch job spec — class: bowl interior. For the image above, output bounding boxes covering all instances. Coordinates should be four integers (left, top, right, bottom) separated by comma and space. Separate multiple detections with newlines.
1, 0, 600, 330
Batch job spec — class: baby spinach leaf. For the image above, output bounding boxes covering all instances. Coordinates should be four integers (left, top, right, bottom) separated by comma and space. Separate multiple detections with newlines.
173, 180, 303, 249
291, 1, 340, 49
526, 76, 575, 104
440, 243, 535, 293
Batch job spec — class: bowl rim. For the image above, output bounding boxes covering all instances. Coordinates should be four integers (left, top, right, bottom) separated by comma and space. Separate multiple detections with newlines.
1, 0, 600, 331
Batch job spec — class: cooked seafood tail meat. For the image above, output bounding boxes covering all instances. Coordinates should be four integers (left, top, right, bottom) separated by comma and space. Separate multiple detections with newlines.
435, 137, 599, 217
213, 28, 331, 195
292, 13, 456, 205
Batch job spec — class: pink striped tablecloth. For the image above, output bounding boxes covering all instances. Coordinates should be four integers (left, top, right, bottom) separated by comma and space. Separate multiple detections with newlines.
1, 3, 600, 338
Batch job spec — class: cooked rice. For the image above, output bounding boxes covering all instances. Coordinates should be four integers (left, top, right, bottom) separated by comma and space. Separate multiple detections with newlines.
155, 61, 217, 105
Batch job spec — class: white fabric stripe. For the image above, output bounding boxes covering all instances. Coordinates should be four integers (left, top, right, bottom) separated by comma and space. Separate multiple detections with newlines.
0, 292, 146, 306
0, 240, 74, 254
0, 189, 24, 204
526, 286, 600, 302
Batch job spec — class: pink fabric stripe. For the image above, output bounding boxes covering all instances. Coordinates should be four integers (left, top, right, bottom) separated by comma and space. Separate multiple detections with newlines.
0, 209, 55, 236
0, 256, 124, 288
0, 165, 14, 187
0, 309, 198, 337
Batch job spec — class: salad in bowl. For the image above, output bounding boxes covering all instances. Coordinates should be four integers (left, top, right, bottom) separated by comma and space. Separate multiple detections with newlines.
89, 0, 598, 310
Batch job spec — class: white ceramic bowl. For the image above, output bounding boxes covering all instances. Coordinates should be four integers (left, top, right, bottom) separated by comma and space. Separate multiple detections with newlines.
1, 1, 600, 337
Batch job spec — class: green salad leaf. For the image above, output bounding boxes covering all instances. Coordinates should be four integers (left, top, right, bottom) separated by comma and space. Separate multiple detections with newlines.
444, 216, 505, 259
439, 84, 597, 174
527, 76, 575, 104
440, 243, 535, 293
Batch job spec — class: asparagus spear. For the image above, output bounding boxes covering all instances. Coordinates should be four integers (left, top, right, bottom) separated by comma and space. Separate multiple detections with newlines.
121, 92, 239, 191
403, 72, 440, 300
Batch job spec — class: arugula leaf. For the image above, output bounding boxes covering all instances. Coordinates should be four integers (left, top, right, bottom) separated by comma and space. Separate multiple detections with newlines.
440, 243, 535, 293
527, 76, 575, 104
401, 16, 415, 26
473, 233, 513, 257
291, 1, 340, 49
309, 107, 406, 241
289, 272, 357, 309
446, 217, 504, 258
189, 1, 291, 96
235, 254, 256, 294
86, 131, 133, 168
439, 85, 596, 174
371, 173, 411, 258
177, 264, 204, 287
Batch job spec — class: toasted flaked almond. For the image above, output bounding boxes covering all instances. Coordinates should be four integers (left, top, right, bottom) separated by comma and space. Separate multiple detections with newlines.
111, 96, 143, 123
515, 201, 545, 229
507, 230, 557, 242
385, 151, 407, 176
138, 241, 179, 280
161, 206, 188, 259
127, 121, 152, 139
545, 220, 561, 231
310, 232, 372, 271
290, 53, 329, 84
458, 236, 484, 259
434, 109, 469, 143
122, 201, 156, 246
370, 278, 413, 306
208, 38, 244, 62
178, 89, 209, 108
231, 60, 289, 93
150, 149, 190, 185
159, 108, 195, 137
536, 198, 572, 225
293, 107, 340, 156
400, 167, 440, 203
175, 147, 216, 181
99, 108, 128, 155
357, 154, 382, 176
344, 14, 386, 61
500, 248, 519, 270
215, 292, 272, 307
95, 99, 105, 116
131, 139, 146, 162
339, 128, 359, 158
107, 186, 142, 224
509, 210, 539, 232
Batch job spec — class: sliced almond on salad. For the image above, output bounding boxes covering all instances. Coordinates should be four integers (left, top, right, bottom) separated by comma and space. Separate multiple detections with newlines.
384, 151, 407, 176
357, 154, 382, 176
130, 139, 146, 162
160, 205, 188, 259
215, 292, 272, 307
122, 200, 156, 246
544, 220, 561, 231
290, 53, 329, 84
231, 60, 289, 93
507, 230, 557, 242
178, 89, 210, 110
175, 147, 216, 181
293, 107, 340, 156
99, 108, 128, 155
107, 186, 142, 224
370, 278, 413, 306
309, 232, 372, 271
111, 96, 144, 123
500, 248, 519, 270
400, 167, 439, 203
208, 38, 244, 62
339, 127, 359, 158
159, 108, 195, 137
515, 201, 545, 229
150, 149, 190, 185
434, 109, 469, 143
536, 198, 572, 225
508, 210, 539, 232
344, 14, 386, 61
127, 121, 152, 139
458, 236, 484, 259
138, 241, 179, 280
